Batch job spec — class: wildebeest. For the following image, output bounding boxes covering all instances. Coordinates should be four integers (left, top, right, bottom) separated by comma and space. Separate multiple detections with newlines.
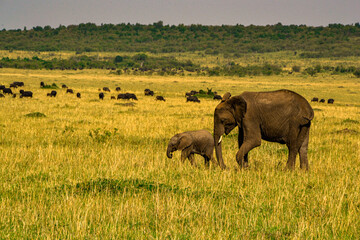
76, 92, 81, 98
20, 90, 33, 98
47, 90, 57, 97
117, 93, 138, 100
185, 90, 199, 97
186, 96, 200, 103
62, 84, 68, 89
155, 96, 166, 101
115, 87, 121, 91
311, 97, 319, 102
51, 91, 57, 97
328, 98, 334, 104
213, 94, 222, 100
40, 82, 45, 87
103, 87, 111, 92
9, 83, 17, 88
99, 92, 104, 100
3, 88, 13, 95
190, 90, 198, 95
13, 82, 24, 87
111, 96, 116, 99
0, 85, 5, 90
144, 89, 154, 96
66, 89, 74, 94
0, 93, 4, 98
319, 99, 325, 103
144, 88, 154, 96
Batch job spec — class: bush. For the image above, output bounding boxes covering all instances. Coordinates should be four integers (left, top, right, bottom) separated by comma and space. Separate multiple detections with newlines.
304, 67, 317, 76
354, 69, 360, 78
25, 112, 46, 118
114, 56, 123, 63
41, 83, 59, 89
292, 65, 301, 72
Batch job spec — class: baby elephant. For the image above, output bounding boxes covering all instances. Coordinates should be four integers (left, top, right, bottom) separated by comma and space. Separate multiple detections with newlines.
166, 130, 216, 168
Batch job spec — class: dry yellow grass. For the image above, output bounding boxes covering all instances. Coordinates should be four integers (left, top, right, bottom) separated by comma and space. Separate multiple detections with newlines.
0, 67, 359, 239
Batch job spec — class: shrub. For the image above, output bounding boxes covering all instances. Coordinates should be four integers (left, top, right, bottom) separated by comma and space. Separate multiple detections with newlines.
25, 112, 46, 118
304, 67, 317, 76
292, 65, 301, 72
41, 83, 59, 89
354, 69, 360, 78
114, 56, 123, 63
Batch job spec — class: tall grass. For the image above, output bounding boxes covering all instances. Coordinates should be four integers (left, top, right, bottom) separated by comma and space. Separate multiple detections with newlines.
0, 67, 359, 239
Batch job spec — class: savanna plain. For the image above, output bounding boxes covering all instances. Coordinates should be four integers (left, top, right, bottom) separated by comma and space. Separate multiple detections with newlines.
0, 52, 360, 239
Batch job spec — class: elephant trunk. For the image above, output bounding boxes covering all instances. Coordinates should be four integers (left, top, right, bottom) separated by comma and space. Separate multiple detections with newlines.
214, 123, 226, 169
166, 145, 173, 158
214, 134, 226, 170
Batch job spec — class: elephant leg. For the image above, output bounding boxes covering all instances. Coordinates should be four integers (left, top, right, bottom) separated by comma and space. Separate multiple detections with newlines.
286, 124, 310, 170
298, 124, 311, 170
210, 154, 217, 167
204, 155, 210, 168
244, 153, 249, 168
238, 128, 249, 168
286, 145, 298, 170
188, 153, 198, 167
181, 148, 192, 163
236, 140, 260, 169
286, 130, 298, 170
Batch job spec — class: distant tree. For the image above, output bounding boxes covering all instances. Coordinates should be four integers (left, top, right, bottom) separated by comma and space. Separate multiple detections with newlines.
133, 53, 148, 61
114, 55, 123, 63
153, 21, 163, 29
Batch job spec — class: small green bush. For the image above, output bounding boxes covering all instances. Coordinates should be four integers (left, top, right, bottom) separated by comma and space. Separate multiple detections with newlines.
25, 112, 46, 118
41, 83, 59, 89
354, 69, 360, 78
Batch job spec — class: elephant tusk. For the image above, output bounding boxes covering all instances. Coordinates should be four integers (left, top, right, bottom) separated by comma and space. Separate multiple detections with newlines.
218, 135, 223, 144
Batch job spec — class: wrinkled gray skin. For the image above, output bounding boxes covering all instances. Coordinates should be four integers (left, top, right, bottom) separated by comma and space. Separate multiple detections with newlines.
167, 130, 217, 168
214, 89, 314, 171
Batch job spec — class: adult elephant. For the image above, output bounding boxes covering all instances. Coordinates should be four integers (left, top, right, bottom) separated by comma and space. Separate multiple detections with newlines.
214, 89, 314, 171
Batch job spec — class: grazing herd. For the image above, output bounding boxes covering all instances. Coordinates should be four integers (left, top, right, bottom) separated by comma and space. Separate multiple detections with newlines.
0, 82, 169, 102
0, 81, 337, 108
311, 97, 335, 104
0, 81, 34, 98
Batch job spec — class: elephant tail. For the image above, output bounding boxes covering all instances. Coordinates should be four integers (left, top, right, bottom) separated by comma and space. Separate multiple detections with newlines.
301, 106, 314, 126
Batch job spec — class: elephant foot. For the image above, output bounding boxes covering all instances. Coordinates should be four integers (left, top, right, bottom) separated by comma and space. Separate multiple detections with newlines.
220, 164, 228, 170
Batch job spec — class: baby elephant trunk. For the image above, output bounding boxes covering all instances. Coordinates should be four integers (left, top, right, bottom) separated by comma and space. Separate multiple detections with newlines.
166, 145, 174, 158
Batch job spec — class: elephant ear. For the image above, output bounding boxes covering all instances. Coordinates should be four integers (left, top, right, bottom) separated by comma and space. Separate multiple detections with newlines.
227, 96, 247, 121
221, 92, 231, 102
177, 134, 192, 151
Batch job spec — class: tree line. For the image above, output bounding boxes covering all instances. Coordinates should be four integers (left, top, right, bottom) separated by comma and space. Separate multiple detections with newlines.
0, 54, 283, 76
2, 54, 359, 77
1, 22, 360, 57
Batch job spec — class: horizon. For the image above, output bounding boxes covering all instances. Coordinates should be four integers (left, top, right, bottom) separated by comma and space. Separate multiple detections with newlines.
1, 0, 359, 30
2, 21, 360, 31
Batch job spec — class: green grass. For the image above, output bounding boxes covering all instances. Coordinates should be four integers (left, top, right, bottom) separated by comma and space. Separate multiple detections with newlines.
0, 64, 360, 239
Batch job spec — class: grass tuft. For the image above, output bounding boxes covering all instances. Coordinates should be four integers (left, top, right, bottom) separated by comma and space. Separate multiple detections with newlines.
24, 112, 46, 118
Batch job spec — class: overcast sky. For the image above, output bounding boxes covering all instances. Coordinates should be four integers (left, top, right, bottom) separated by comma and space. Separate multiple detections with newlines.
0, 0, 359, 30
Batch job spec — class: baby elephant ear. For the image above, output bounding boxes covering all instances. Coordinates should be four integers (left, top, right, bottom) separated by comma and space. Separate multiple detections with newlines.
177, 134, 192, 151
221, 92, 231, 102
